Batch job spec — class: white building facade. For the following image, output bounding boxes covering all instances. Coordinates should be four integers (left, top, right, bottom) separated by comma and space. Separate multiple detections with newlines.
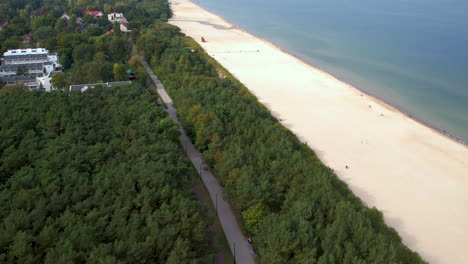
0, 62, 57, 77
0, 75, 40, 89
0, 48, 62, 91
3, 48, 49, 56
108, 13, 128, 24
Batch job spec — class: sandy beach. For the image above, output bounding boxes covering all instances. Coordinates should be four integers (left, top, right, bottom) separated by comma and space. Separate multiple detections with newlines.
169, 1, 468, 263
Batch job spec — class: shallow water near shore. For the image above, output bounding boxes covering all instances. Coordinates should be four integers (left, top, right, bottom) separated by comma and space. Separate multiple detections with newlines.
194, 0, 468, 143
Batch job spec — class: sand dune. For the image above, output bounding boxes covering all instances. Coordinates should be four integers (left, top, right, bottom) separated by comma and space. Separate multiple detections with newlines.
169, 1, 468, 263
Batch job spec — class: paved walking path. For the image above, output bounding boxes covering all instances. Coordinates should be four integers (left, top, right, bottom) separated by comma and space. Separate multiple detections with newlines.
142, 61, 256, 264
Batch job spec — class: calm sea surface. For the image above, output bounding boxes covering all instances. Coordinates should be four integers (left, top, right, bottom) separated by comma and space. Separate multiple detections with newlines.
194, 0, 468, 143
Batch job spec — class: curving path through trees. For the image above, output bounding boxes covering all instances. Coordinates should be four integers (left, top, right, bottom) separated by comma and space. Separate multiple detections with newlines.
141, 61, 256, 264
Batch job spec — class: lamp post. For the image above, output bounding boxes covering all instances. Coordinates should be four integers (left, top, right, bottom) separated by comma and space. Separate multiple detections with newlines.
233, 241, 236, 264
215, 193, 218, 216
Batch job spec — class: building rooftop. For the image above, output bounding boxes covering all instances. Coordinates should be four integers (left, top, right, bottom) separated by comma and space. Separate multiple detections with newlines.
70, 81, 132, 92
2, 54, 49, 60
107, 81, 132, 86
85, 11, 103, 16
0, 62, 51, 70
0, 74, 40, 82
3, 48, 49, 56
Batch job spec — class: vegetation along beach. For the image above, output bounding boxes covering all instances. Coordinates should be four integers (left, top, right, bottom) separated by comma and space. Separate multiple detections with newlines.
169, 0, 468, 263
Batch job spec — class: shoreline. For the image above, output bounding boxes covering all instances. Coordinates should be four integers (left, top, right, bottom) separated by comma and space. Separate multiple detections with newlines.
169, 1, 468, 263
255, 43, 468, 146
172, 3, 467, 147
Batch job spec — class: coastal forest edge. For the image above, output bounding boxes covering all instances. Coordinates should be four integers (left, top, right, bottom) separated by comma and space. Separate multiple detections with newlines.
0, 0, 425, 263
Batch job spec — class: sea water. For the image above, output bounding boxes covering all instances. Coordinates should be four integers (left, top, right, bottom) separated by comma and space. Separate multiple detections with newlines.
194, 0, 468, 143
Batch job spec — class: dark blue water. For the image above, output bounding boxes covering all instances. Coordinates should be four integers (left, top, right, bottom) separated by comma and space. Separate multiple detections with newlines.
195, 0, 468, 143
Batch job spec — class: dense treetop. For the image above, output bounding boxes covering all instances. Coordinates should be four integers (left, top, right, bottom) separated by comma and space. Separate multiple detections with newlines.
0, 2, 220, 264
0, 0, 220, 263
0, 87, 213, 263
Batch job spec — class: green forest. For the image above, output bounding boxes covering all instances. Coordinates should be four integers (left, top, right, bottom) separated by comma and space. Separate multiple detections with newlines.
137, 25, 426, 263
0, 87, 213, 263
1, 0, 427, 263
1, 1, 220, 263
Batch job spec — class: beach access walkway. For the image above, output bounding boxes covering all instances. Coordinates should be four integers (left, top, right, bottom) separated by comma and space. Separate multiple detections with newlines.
141, 61, 256, 264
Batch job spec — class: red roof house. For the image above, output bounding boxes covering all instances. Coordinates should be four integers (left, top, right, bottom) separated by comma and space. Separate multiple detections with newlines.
85, 11, 104, 17
22, 34, 32, 44
0, 22, 9, 30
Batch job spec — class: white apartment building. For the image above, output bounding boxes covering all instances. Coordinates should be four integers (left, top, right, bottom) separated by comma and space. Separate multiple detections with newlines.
2, 49, 59, 65
0, 48, 62, 91
108, 13, 128, 24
